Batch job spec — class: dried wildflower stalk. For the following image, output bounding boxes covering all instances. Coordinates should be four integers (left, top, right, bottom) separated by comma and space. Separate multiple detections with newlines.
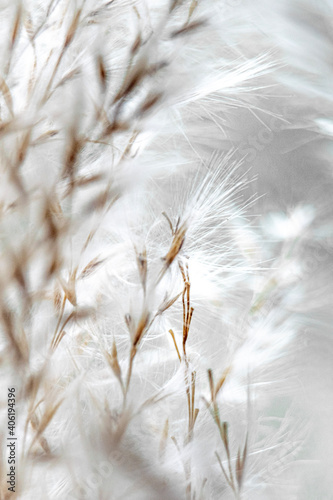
204, 368, 248, 499
168, 258, 199, 499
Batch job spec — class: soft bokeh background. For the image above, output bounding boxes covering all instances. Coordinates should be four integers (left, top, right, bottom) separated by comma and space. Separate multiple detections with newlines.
0, 1, 332, 499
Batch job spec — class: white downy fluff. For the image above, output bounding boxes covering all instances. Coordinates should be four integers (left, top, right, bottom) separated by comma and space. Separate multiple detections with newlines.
0, 1, 332, 499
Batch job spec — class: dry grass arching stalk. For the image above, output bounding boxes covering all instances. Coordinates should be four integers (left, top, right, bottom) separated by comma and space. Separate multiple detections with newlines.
204, 368, 247, 500
121, 244, 183, 405
168, 258, 199, 500
168, 257, 244, 500
100, 236, 185, 453
0, 0, 194, 482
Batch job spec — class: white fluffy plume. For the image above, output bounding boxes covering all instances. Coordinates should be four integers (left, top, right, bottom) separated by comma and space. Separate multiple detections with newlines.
0, 1, 332, 499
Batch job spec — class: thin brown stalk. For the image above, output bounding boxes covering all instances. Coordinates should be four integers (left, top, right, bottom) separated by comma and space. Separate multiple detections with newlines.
169, 329, 181, 362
